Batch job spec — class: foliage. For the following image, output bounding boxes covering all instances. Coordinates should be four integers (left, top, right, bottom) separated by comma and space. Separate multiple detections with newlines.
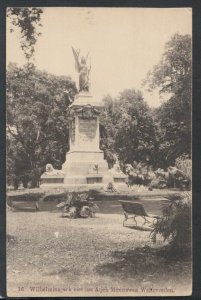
175, 155, 192, 181
99, 95, 117, 168
155, 96, 191, 167
6, 63, 77, 188
56, 192, 98, 218
144, 34, 192, 167
144, 33, 191, 95
7, 7, 43, 61
128, 184, 150, 193
124, 161, 190, 190
100, 90, 158, 167
125, 162, 156, 187
151, 192, 191, 257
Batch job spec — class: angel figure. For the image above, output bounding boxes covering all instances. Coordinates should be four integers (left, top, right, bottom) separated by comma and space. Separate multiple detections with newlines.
72, 47, 91, 92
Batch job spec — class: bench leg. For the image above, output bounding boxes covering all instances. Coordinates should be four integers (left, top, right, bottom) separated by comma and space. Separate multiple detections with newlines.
123, 212, 128, 227
142, 216, 152, 226
142, 216, 147, 226
123, 213, 138, 227
133, 215, 137, 226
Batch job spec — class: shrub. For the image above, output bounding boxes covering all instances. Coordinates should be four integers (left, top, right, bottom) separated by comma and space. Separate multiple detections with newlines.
130, 184, 149, 193
56, 191, 98, 218
175, 155, 192, 190
125, 162, 155, 186
151, 192, 191, 257
175, 155, 192, 179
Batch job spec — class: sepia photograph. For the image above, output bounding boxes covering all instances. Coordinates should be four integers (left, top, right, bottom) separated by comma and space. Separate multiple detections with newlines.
6, 7, 192, 297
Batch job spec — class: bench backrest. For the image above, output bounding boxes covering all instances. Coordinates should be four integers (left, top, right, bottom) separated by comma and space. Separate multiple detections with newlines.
119, 200, 149, 217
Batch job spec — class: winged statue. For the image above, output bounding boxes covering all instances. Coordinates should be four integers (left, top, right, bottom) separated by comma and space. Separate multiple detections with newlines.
72, 47, 91, 92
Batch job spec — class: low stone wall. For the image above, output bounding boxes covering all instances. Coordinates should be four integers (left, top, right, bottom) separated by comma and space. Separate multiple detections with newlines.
7, 187, 181, 212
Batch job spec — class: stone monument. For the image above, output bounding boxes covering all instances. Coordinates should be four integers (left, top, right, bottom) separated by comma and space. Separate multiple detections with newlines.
62, 47, 109, 184
40, 48, 127, 186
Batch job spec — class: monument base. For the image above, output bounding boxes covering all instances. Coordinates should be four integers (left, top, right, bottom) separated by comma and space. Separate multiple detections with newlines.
40, 164, 65, 186
113, 174, 127, 184
40, 176, 64, 185
61, 150, 112, 185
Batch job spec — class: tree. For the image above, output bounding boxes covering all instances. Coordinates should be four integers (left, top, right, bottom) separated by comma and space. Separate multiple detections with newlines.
7, 7, 43, 61
144, 34, 192, 167
144, 33, 191, 95
7, 63, 77, 188
99, 95, 118, 168
100, 89, 158, 167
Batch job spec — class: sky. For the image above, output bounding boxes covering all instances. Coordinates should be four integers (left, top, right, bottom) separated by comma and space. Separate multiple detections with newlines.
6, 7, 192, 107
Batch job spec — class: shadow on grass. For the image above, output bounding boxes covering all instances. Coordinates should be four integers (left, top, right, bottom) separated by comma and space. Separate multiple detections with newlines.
96, 245, 191, 282
123, 224, 152, 231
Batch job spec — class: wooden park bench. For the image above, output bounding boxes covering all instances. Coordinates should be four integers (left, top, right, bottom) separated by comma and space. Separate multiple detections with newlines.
119, 200, 163, 230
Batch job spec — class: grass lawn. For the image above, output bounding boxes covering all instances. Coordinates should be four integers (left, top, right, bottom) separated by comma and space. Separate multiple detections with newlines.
7, 202, 192, 297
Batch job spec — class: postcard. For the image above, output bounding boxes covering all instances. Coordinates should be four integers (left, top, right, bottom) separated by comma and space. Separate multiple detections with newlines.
6, 7, 192, 297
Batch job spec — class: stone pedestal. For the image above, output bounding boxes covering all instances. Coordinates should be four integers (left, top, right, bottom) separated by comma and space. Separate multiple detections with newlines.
40, 91, 127, 187
61, 92, 110, 185
40, 164, 64, 186
109, 162, 127, 185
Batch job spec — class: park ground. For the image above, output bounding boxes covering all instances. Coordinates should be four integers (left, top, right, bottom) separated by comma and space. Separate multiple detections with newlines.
7, 200, 192, 297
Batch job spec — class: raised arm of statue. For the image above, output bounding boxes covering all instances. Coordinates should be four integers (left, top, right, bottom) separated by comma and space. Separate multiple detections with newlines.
71, 46, 91, 92
72, 47, 81, 72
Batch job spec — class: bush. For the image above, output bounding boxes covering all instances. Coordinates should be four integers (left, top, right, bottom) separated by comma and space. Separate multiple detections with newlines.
151, 192, 191, 257
56, 191, 98, 218
175, 155, 192, 179
125, 162, 156, 186
175, 155, 192, 190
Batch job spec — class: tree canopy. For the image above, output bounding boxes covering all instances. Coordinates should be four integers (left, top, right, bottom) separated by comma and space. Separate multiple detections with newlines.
7, 63, 77, 187
7, 7, 43, 61
144, 33, 191, 95
143, 33, 191, 166
100, 89, 158, 168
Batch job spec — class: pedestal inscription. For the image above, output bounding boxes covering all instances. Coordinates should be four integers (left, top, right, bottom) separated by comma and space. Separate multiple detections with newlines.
79, 117, 97, 143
